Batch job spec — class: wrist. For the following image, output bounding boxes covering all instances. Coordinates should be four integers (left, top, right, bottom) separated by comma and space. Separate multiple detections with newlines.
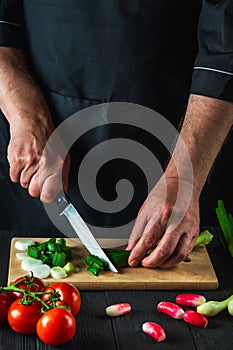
0, 47, 26, 95
164, 166, 202, 202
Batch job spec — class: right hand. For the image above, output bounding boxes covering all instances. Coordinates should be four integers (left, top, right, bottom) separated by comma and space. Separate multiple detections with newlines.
0, 48, 70, 203
7, 120, 70, 203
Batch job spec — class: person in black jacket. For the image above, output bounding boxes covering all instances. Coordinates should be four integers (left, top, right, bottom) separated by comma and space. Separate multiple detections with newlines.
0, 0, 232, 268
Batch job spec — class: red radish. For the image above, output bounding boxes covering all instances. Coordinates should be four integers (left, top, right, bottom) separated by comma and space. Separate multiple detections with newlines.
183, 310, 208, 328
176, 294, 206, 307
105, 303, 131, 317
142, 322, 166, 342
157, 301, 184, 319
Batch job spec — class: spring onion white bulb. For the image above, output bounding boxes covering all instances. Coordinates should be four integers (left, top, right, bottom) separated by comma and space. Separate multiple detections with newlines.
15, 239, 35, 251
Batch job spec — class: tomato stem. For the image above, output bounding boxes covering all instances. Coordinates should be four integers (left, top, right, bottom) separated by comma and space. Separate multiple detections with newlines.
0, 274, 70, 312
2, 285, 51, 310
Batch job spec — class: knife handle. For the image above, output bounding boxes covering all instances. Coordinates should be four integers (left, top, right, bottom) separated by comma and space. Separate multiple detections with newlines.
55, 191, 70, 214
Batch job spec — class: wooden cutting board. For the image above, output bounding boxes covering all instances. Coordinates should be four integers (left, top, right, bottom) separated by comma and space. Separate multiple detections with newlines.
8, 237, 219, 290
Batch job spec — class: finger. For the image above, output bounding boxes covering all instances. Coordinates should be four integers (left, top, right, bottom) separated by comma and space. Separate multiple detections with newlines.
28, 173, 41, 198
8, 158, 24, 183
28, 171, 60, 202
159, 231, 198, 268
128, 220, 164, 267
126, 212, 147, 250
20, 164, 38, 188
62, 155, 70, 195
141, 228, 184, 268
40, 173, 63, 203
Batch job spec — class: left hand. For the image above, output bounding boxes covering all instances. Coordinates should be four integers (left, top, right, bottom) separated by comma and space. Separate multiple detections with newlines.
126, 176, 200, 268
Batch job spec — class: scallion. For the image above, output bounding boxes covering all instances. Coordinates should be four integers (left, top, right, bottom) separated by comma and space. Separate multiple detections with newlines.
85, 229, 214, 276
216, 199, 233, 257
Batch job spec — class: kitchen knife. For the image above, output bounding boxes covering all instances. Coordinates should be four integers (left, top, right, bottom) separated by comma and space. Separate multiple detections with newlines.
56, 192, 118, 273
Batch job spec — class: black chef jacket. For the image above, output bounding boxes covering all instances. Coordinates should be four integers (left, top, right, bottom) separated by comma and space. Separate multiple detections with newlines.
0, 0, 232, 230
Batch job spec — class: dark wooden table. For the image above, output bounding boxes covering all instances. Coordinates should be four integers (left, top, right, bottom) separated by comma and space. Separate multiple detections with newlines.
0, 228, 232, 350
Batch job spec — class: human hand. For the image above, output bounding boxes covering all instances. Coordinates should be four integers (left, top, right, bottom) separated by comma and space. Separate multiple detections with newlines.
0, 48, 70, 203
127, 93, 233, 269
126, 176, 200, 268
7, 121, 70, 203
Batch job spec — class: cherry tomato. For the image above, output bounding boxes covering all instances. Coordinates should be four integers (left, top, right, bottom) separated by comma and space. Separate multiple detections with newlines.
36, 308, 76, 346
42, 282, 81, 316
0, 291, 13, 324
8, 299, 42, 334
10, 275, 45, 300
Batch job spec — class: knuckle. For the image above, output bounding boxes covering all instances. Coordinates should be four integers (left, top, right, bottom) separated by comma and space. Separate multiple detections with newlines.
141, 235, 156, 248
25, 154, 37, 166
40, 190, 56, 203
156, 245, 172, 258
163, 204, 173, 216
12, 156, 22, 166
40, 196, 52, 203
170, 230, 181, 239
177, 250, 189, 261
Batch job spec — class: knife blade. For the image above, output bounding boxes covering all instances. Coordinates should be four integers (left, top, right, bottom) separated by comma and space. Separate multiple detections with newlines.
56, 192, 118, 273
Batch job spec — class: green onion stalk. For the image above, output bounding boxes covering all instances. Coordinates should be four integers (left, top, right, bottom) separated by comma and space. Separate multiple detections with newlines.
85, 229, 214, 276
197, 294, 233, 317
216, 199, 233, 257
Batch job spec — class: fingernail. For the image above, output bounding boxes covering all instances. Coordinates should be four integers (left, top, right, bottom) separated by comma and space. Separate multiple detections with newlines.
129, 260, 138, 267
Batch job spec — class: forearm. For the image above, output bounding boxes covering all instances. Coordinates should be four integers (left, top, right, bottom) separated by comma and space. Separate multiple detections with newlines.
0, 47, 53, 129
0, 47, 70, 201
166, 94, 233, 195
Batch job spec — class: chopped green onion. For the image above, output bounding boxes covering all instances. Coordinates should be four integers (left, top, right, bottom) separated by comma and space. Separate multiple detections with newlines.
15, 237, 76, 278
47, 241, 60, 253
27, 245, 41, 259
194, 230, 214, 247
21, 257, 43, 271
84, 255, 108, 276
50, 266, 67, 279
52, 251, 66, 267
104, 249, 130, 268
60, 245, 73, 261
25, 237, 73, 268
63, 262, 75, 273
16, 252, 28, 260
57, 238, 66, 246
85, 229, 214, 276
87, 263, 102, 276
41, 254, 52, 265
37, 242, 48, 252
15, 239, 36, 251
30, 264, 51, 279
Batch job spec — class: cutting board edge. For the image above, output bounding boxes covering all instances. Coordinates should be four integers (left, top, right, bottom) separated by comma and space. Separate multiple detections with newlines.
56, 281, 219, 291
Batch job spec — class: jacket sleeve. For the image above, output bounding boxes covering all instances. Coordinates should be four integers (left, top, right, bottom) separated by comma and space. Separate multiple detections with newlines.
0, 0, 24, 49
190, 0, 233, 103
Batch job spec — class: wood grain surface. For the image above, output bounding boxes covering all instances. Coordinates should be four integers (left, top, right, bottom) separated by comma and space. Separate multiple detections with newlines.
8, 237, 219, 290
